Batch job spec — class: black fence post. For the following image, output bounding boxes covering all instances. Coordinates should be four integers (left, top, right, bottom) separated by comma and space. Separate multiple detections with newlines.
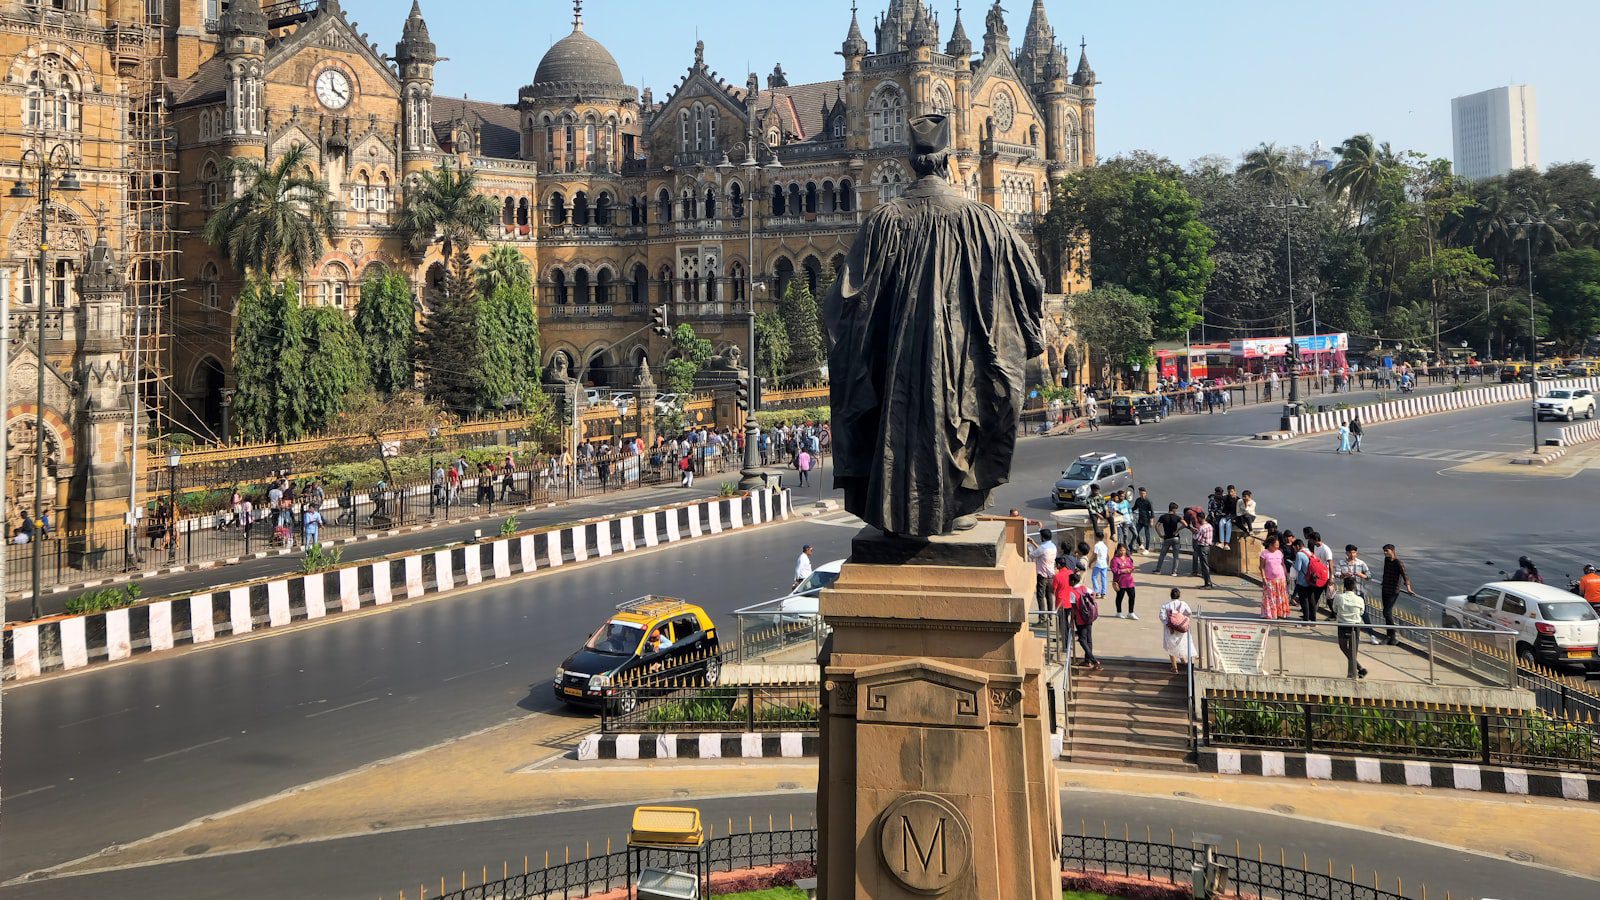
746, 686, 756, 733
1302, 701, 1315, 754
1480, 713, 1492, 765
1201, 698, 1210, 746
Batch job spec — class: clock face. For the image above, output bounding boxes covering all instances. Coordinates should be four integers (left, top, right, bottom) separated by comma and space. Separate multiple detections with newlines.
993, 92, 1014, 132
315, 70, 352, 110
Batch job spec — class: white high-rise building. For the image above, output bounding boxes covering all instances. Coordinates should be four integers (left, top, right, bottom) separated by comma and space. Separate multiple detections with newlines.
1451, 85, 1540, 181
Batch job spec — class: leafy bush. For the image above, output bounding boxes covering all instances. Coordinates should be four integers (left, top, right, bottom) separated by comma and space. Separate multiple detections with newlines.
301, 544, 343, 573
500, 515, 520, 536
719, 482, 740, 498
752, 406, 830, 430
65, 584, 142, 616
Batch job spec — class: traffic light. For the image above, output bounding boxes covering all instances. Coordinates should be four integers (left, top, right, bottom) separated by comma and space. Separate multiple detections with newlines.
736, 380, 749, 411
651, 305, 670, 337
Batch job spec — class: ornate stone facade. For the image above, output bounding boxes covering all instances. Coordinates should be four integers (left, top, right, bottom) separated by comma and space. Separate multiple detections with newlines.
167, 0, 1096, 434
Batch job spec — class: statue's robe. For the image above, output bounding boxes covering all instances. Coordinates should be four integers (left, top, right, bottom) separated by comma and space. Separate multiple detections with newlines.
823, 173, 1045, 537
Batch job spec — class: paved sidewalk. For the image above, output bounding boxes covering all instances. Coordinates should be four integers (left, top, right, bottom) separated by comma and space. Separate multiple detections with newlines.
5, 461, 824, 623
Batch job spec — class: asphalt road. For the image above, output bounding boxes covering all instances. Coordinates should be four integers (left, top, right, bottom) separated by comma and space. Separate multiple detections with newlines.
5, 790, 1589, 900
3, 390, 1595, 893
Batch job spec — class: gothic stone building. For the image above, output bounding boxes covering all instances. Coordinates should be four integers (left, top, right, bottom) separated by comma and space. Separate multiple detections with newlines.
168, 0, 1096, 434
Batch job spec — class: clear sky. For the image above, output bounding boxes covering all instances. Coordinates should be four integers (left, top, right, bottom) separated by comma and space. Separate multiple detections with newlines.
338, 0, 1594, 169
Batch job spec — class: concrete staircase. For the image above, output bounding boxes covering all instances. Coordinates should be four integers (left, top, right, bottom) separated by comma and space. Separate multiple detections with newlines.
1064, 658, 1195, 771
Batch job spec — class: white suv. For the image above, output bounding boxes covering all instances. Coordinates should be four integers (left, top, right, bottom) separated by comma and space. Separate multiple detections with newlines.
1443, 581, 1600, 672
1536, 388, 1596, 422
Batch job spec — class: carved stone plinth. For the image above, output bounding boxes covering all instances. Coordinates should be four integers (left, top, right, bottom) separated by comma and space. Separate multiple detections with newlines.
817, 520, 1062, 898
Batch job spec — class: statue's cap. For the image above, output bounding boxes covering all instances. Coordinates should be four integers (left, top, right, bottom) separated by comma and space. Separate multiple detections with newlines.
909, 114, 951, 155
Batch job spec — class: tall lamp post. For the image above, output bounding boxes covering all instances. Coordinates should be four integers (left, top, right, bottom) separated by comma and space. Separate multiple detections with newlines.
718, 137, 783, 491
166, 449, 181, 561
1511, 217, 1564, 454
1266, 198, 1308, 403
9, 144, 83, 617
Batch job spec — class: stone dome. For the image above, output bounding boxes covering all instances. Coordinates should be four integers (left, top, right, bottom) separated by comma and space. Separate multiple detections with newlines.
533, 28, 625, 90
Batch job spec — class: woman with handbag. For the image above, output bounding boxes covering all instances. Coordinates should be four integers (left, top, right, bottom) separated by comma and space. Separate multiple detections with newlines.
1159, 587, 1196, 674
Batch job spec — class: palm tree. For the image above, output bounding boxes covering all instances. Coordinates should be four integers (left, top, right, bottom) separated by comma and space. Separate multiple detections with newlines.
1323, 134, 1393, 224
397, 161, 497, 263
1237, 142, 1293, 193
202, 144, 335, 278
473, 245, 533, 297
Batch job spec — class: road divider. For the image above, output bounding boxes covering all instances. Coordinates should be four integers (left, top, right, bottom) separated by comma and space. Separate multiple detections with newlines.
1284, 376, 1600, 436
1557, 416, 1600, 447
2, 488, 792, 682
1201, 747, 1598, 802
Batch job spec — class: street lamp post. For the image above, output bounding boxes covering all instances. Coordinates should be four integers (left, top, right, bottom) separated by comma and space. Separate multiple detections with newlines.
9, 144, 83, 617
1512, 218, 1565, 454
718, 137, 783, 491
166, 450, 181, 562
1266, 198, 1308, 403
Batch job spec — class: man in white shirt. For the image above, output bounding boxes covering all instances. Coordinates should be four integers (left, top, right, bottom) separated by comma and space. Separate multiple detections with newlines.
793, 544, 814, 589
1091, 531, 1111, 599
1027, 528, 1058, 612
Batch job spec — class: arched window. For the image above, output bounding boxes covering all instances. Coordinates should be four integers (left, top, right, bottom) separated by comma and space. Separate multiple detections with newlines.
803, 255, 822, 296
323, 262, 350, 308
693, 104, 704, 151
564, 122, 576, 171
55, 74, 73, 130
502, 197, 516, 226
704, 187, 716, 220
832, 117, 845, 139
551, 269, 568, 304
516, 197, 529, 227
788, 183, 802, 217
730, 262, 746, 302
573, 191, 590, 226
680, 110, 691, 152
375, 174, 391, 212
773, 257, 795, 300
870, 84, 906, 148
821, 181, 835, 213
707, 110, 717, 148
597, 269, 614, 304
548, 191, 567, 225
201, 160, 220, 208
729, 183, 744, 219
838, 179, 854, 212
705, 267, 718, 302
25, 71, 43, 127
657, 188, 673, 223
875, 164, 907, 202
681, 190, 694, 221
658, 264, 673, 304
631, 263, 649, 304
804, 182, 818, 214
201, 262, 221, 308
596, 193, 613, 226
771, 184, 786, 216
352, 173, 368, 211
932, 83, 952, 116
574, 268, 591, 305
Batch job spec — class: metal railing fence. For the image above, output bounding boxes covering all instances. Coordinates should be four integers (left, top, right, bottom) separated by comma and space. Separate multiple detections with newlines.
408, 828, 1433, 900
600, 683, 820, 734
1202, 695, 1599, 772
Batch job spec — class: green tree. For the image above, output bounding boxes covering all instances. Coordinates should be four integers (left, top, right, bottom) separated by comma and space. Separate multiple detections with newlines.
754, 310, 791, 387
1403, 247, 1493, 357
778, 278, 825, 385
1068, 286, 1155, 389
353, 270, 417, 397
419, 255, 487, 415
663, 323, 714, 396
332, 390, 446, 486
1324, 133, 1396, 225
1042, 163, 1214, 339
474, 245, 533, 296
301, 305, 368, 431
1538, 249, 1600, 351
397, 161, 497, 263
202, 144, 336, 279
1236, 142, 1295, 193
232, 279, 309, 440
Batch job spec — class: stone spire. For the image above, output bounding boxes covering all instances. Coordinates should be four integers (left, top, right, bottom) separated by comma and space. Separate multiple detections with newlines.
395, 0, 437, 67
876, 0, 923, 54
1015, 0, 1058, 87
945, 1, 973, 58
907, 0, 937, 49
982, 0, 1010, 59
1073, 36, 1095, 86
80, 233, 124, 296
843, 1, 869, 58
220, 0, 268, 37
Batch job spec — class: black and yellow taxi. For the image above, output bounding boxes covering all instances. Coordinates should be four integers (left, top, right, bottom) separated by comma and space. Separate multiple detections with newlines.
1106, 393, 1163, 426
553, 596, 720, 710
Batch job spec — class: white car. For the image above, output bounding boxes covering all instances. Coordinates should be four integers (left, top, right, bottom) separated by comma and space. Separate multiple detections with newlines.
1443, 581, 1600, 672
611, 391, 636, 411
1536, 388, 1596, 422
654, 393, 681, 412
770, 558, 845, 618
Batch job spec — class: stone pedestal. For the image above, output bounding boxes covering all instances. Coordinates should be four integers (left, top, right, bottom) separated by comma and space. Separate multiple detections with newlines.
817, 521, 1061, 898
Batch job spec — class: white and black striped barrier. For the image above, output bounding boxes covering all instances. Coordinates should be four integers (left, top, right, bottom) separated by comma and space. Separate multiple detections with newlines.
1556, 416, 1600, 448
1288, 377, 1600, 436
1, 488, 792, 682
1201, 747, 1598, 802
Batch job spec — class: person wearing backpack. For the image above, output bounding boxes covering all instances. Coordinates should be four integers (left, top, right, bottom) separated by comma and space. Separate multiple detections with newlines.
1293, 538, 1329, 622
1159, 588, 1195, 674
1064, 570, 1101, 670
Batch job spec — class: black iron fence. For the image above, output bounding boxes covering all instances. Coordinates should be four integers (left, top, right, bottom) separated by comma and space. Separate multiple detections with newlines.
409, 829, 1432, 900
1203, 695, 1600, 773
601, 683, 820, 734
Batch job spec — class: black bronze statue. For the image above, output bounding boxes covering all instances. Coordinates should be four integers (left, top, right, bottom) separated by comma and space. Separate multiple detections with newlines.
823, 114, 1045, 538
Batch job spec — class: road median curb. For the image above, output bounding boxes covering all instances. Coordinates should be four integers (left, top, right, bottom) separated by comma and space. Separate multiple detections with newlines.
1199, 747, 1599, 802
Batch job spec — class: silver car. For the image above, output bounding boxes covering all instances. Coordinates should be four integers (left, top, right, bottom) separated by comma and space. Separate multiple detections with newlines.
1052, 452, 1134, 508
